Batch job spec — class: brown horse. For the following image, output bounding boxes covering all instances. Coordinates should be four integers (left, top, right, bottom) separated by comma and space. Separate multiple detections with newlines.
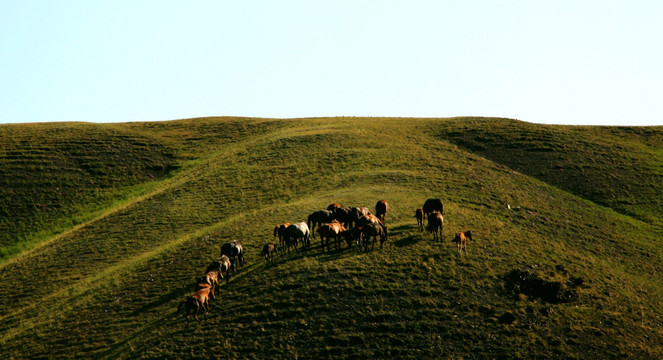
339, 227, 362, 250
347, 207, 371, 228
452, 230, 473, 256
355, 214, 384, 229
273, 223, 291, 248
360, 222, 388, 251
198, 270, 220, 291
177, 296, 202, 321
327, 202, 341, 210
261, 243, 278, 264
177, 287, 214, 321
427, 211, 444, 241
414, 208, 425, 232
375, 200, 389, 223
317, 220, 347, 251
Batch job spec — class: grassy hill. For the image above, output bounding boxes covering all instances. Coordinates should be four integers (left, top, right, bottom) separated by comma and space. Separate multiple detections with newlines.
1, 117, 662, 359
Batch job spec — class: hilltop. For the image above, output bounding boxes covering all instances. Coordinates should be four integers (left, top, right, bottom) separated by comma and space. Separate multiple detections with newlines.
1, 117, 662, 359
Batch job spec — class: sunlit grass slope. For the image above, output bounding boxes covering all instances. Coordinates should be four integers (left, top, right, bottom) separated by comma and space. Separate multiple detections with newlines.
1, 117, 662, 359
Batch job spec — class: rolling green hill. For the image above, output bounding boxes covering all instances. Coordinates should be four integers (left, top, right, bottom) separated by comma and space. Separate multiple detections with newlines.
1, 117, 662, 359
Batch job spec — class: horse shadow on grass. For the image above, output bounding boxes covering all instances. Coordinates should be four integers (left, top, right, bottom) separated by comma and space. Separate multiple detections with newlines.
390, 224, 423, 248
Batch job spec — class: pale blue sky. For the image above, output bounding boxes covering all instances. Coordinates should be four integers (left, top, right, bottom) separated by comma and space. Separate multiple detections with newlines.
1, 1, 662, 125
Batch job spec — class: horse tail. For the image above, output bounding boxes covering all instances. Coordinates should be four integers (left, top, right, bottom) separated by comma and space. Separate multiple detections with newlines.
274, 226, 279, 237
177, 300, 185, 314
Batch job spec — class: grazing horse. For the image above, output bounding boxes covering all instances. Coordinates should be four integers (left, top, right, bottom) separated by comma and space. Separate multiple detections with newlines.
423, 198, 444, 218
273, 223, 291, 248
327, 203, 341, 210
452, 230, 473, 256
356, 214, 385, 229
339, 227, 362, 250
221, 240, 245, 272
375, 200, 389, 223
307, 210, 334, 237
317, 220, 347, 252
360, 222, 388, 251
261, 243, 278, 264
283, 222, 311, 253
414, 208, 425, 232
427, 211, 444, 241
347, 207, 371, 228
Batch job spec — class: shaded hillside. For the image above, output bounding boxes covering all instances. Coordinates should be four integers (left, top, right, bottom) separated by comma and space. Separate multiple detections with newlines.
0, 123, 181, 261
436, 118, 663, 226
0, 117, 662, 359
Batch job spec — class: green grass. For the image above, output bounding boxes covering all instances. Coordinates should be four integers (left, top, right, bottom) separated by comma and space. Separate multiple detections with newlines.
1, 117, 662, 359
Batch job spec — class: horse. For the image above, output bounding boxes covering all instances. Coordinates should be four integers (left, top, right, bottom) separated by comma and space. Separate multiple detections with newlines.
220, 240, 245, 272
177, 296, 202, 321
375, 200, 389, 223
307, 210, 334, 237
414, 208, 425, 232
331, 207, 351, 228
327, 202, 341, 210
423, 198, 444, 218
360, 222, 388, 251
452, 230, 473, 256
261, 243, 278, 264
339, 227, 362, 250
198, 270, 219, 291
283, 222, 311, 253
347, 207, 371, 228
427, 211, 444, 241
177, 287, 214, 321
273, 223, 291, 248
206, 255, 232, 284
355, 214, 385, 229
317, 220, 347, 252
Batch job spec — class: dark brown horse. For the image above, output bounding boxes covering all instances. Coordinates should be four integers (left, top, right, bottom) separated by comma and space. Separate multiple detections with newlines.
177, 296, 202, 321
339, 227, 362, 250
273, 223, 291, 248
307, 210, 334, 237
452, 230, 473, 256
261, 243, 278, 264
375, 200, 389, 223
427, 211, 444, 241
414, 208, 425, 232
360, 222, 388, 251
423, 198, 444, 218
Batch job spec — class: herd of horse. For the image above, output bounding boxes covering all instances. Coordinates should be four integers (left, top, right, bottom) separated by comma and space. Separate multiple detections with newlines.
176, 240, 245, 320
177, 198, 472, 320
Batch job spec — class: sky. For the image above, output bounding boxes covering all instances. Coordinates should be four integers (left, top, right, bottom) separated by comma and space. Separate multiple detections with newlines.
1, 1, 662, 126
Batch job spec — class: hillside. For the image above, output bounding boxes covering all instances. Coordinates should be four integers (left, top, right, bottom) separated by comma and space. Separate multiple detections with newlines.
1, 117, 662, 359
